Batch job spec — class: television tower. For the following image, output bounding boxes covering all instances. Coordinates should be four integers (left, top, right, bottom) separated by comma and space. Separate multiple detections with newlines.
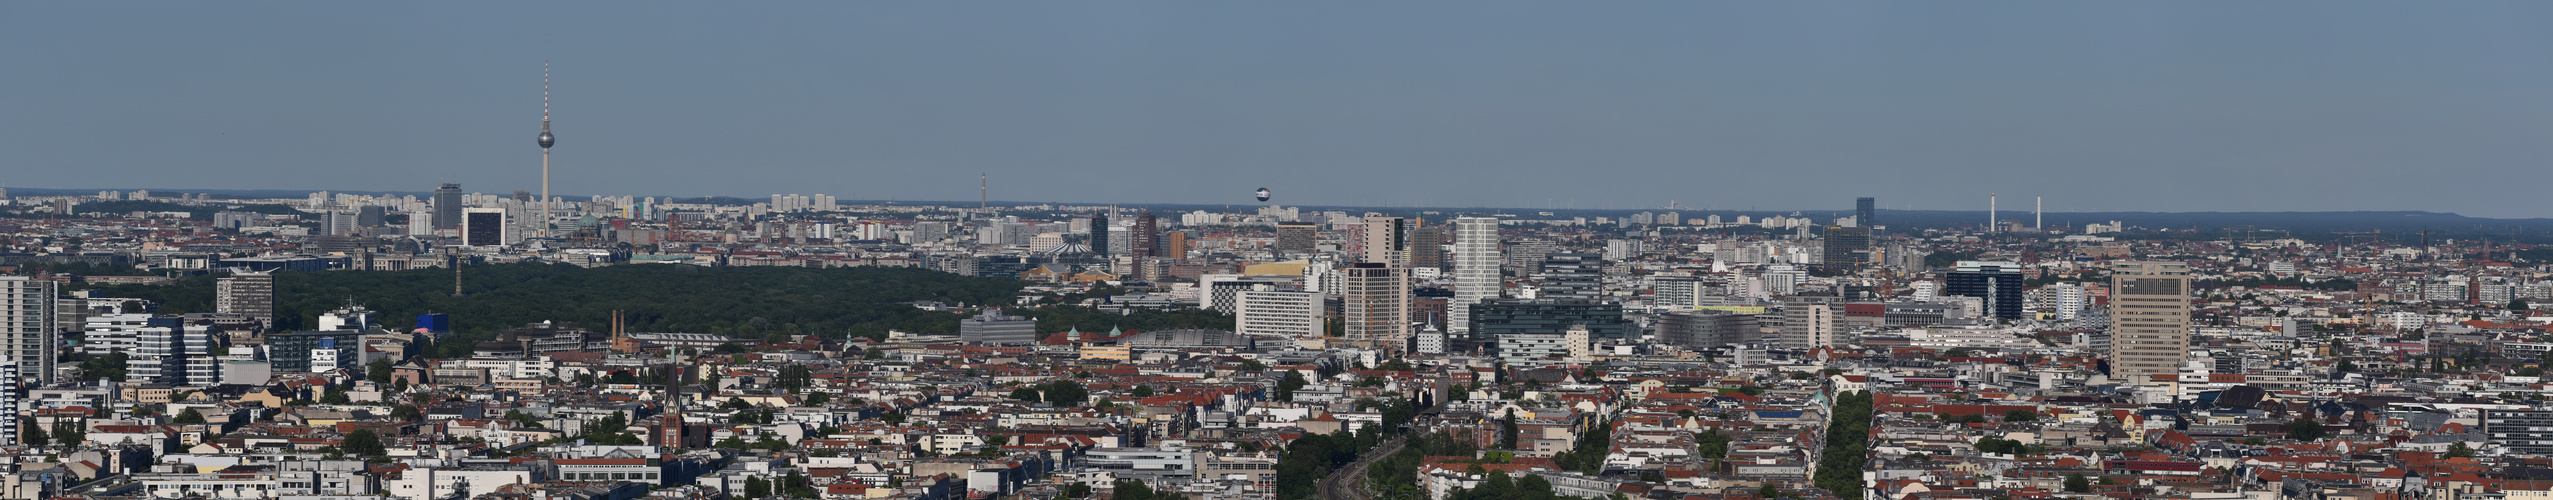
537, 62, 557, 238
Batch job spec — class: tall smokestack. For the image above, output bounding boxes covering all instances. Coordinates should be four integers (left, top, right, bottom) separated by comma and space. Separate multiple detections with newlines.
1989, 193, 1997, 233
2035, 195, 2043, 231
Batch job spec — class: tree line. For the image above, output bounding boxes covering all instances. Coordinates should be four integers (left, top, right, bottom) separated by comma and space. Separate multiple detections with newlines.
1811, 391, 1873, 496
82, 263, 1025, 347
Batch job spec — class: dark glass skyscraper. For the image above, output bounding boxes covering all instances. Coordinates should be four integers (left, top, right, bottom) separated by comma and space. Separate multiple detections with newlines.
434, 183, 464, 230
1090, 213, 1110, 255
1856, 197, 1875, 227
1822, 226, 1871, 268
1945, 261, 2026, 320
1535, 253, 1604, 300
1132, 212, 1159, 257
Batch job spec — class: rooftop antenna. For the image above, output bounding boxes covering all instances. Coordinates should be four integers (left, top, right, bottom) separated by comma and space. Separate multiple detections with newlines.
537, 61, 557, 239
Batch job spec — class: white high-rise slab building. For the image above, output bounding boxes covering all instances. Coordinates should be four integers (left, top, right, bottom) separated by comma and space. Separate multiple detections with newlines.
2108, 261, 2192, 385
1236, 290, 1326, 339
1450, 217, 1501, 333
0, 276, 57, 387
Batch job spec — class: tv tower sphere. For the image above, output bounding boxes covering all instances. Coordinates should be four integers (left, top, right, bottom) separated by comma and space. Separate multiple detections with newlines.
538, 122, 555, 149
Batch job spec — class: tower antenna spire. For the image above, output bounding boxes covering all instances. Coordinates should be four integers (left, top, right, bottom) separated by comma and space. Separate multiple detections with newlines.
537, 61, 556, 239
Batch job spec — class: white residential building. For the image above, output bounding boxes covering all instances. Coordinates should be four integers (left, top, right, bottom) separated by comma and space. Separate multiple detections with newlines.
1450, 217, 1501, 333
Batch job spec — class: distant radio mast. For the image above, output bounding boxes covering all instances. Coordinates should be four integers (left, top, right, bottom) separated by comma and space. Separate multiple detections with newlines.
537, 61, 558, 239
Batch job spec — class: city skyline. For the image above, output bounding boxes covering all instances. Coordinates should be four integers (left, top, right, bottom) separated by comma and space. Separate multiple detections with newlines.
8, 2, 2553, 217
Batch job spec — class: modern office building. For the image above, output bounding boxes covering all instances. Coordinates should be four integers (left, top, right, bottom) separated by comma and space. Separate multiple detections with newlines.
1162, 232, 1189, 259
1274, 223, 1317, 256
959, 309, 1040, 345
1090, 213, 1110, 255
1653, 276, 1709, 309
1654, 310, 1760, 348
1408, 225, 1445, 271
433, 183, 464, 230
1469, 299, 1633, 342
1945, 261, 2026, 320
1449, 217, 1501, 333
1236, 290, 1325, 339
1132, 213, 1159, 258
323, 211, 359, 236
2107, 261, 2192, 384
2483, 409, 2553, 456
1822, 226, 1871, 268
216, 272, 275, 329
1777, 301, 1835, 349
270, 330, 365, 374
1856, 197, 1875, 228
131, 321, 222, 386
1340, 263, 1410, 351
1359, 217, 1408, 265
463, 208, 510, 247
0, 276, 57, 387
1535, 253, 1604, 300
1201, 275, 1294, 315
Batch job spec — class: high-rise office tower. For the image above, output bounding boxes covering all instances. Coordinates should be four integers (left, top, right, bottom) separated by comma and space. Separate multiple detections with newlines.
1090, 214, 1110, 255
1821, 226, 1871, 268
1449, 217, 1501, 333
1274, 223, 1318, 256
132, 322, 181, 384
1856, 197, 1875, 228
2107, 261, 2191, 384
1778, 300, 1835, 349
217, 272, 276, 330
1163, 232, 1189, 259
1408, 225, 1446, 271
1341, 263, 1411, 352
0, 276, 57, 388
1359, 217, 1408, 265
1132, 213, 1159, 258
1945, 261, 2026, 320
434, 183, 464, 230
1536, 253, 1605, 300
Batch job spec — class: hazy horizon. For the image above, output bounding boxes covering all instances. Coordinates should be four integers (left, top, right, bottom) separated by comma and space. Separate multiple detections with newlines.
7, 2, 2553, 216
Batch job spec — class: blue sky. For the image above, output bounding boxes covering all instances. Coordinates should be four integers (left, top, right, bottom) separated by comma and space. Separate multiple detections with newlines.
5, 2, 2552, 216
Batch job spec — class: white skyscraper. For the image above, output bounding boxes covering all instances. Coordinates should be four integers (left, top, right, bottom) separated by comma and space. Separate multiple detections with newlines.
1450, 217, 1501, 333
0, 276, 58, 387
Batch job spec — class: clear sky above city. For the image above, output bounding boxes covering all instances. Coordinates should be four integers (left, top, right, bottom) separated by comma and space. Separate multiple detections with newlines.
5, 2, 2551, 217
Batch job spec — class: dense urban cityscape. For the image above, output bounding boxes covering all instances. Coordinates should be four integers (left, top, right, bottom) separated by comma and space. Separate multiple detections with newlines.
0, 185, 2548, 500
12, 2, 2553, 500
